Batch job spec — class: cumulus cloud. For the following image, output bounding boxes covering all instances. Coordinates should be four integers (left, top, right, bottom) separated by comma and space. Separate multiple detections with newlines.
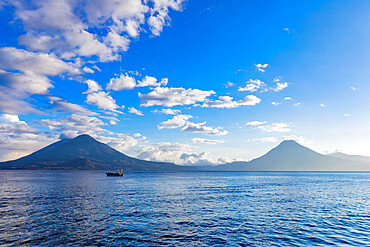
106, 73, 136, 91
273, 82, 288, 92
284, 97, 292, 100
271, 102, 280, 106
128, 107, 144, 116
0, 114, 55, 161
86, 91, 122, 112
0, 47, 81, 114
136, 142, 230, 165
84, 79, 102, 94
152, 108, 181, 115
192, 138, 224, 144
139, 87, 215, 107
136, 142, 191, 164
82, 67, 94, 73
0, 114, 37, 134
238, 79, 265, 92
0, 47, 79, 95
202, 95, 261, 108
4, 0, 185, 62
158, 114, 193, 129
137, 76, 168, 87
96, 134, 141, 152
255, 64, 268, 72
181, 122, 228, 136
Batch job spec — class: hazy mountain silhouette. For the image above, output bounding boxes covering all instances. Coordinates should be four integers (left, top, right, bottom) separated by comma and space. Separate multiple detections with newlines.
1, 137, 369, 171
0, 134, 195, 171
206, 140, 370, 171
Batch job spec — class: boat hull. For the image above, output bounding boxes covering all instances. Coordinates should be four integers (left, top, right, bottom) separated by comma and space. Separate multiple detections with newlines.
106, 172, 123, 177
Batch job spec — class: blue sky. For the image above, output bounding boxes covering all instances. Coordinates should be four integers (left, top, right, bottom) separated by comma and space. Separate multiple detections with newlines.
0, 0, 369, 164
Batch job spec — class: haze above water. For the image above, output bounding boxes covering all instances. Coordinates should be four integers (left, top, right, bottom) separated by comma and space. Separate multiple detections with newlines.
0, 171, 369, 246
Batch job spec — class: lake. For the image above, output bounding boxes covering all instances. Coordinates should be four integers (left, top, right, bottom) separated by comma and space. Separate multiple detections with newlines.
0, 171, 369, 246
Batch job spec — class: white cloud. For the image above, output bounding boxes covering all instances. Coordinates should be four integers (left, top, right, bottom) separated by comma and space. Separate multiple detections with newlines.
294, 102, 301, 106
0, 114, 24, 124
128, 107, 144, 116
39, 114, 113, 139
284, 27, 290, 33
238, 79, 265, 92
284, 97, 292, 100
136, 76, 168, 87
246, 137, 278, 143
246, 121, 266, 126
152, 108, 181, 115
41, 114, 104, 130
271, 102, 280, 106
273, 82, 288, 92
0, 88, 38, 114
100, 115, 119, 125
136, 142, 230, 165
106, 73, 136, 91
343, 114, 351, 117
192, 138, 224, 144
0, 47, 82, 114
350, 86, 356, 91
0, 132, 56, 161
82, 67, 94, 73
133, 133, 142, 137
139, 87, 215, 107
0, 114, 36, 134
5, 0, 185, 62
224, 81, 234, 88
92, 65, 101, 72
85, 91, 122, 112
202, 95, 261, 108
255, 64, 268, 72
84, 79, 102, 94
257, 122, 291, 133
158, 114, 193, 129
282, 135, 313, 147
320, 104, 325, 107
136, 142, 192, 164
0, 47, 79, 95
48, 96, 97, 115
0, 47, 79, 77
0, 114, 55, 161
181, 122, 228, 136
96, 134, 140, 152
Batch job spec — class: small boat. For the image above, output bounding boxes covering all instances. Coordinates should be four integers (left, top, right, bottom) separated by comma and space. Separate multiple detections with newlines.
106, 170, 123, 177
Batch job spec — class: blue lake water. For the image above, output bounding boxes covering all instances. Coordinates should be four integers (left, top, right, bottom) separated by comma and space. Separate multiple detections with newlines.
0, 171, 369, 246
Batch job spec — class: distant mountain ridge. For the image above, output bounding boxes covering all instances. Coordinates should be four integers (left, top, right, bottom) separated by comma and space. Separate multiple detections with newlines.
0, 134, 193, 171
208, 140, 370, 171
0, 135, 369, 171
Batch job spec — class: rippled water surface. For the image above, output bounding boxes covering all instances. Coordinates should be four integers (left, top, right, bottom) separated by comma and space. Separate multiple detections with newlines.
0, 171, 369, 246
